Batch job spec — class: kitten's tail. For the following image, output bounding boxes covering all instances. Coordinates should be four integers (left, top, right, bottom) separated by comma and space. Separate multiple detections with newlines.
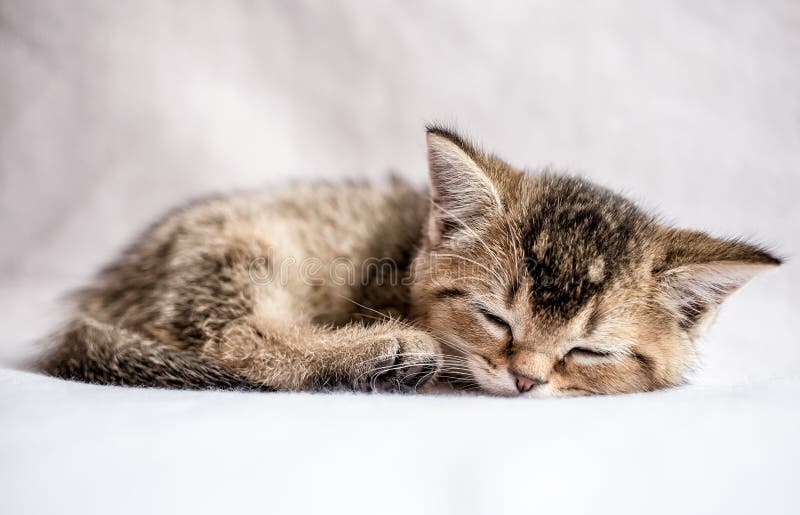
40, 316, 257, 390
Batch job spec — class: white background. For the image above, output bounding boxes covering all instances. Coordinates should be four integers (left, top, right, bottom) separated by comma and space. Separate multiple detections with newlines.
1, 1, 799, 514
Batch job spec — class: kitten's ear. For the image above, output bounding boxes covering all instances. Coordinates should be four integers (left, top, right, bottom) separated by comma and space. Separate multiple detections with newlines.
426, 127, 503, 240
654, 229, 781, 331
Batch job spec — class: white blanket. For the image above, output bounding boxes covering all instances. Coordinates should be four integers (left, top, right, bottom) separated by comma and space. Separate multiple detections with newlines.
2, 2, 799, 514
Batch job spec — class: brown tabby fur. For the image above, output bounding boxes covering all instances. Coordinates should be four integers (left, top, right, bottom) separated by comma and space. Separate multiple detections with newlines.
40, 127, 780, 396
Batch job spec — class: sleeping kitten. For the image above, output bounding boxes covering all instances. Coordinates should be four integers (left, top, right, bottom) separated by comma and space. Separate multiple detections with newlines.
41, 127, 780, 396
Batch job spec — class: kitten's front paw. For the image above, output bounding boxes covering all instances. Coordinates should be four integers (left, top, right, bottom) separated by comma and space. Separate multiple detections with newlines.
357, 331, 441, 393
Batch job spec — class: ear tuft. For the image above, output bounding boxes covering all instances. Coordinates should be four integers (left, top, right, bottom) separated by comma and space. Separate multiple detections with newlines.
425, 124, 478, 157
654, 229, 781, 331
426, 127, 503, 239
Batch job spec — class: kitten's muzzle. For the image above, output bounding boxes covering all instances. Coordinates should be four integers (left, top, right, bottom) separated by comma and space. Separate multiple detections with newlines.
513, 373, 547, 394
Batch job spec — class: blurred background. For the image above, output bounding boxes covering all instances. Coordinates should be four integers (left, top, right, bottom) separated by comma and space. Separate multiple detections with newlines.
2, 3, 800, 514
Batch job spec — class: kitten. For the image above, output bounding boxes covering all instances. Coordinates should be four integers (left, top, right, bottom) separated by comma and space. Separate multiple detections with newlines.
41, 126, 780, 396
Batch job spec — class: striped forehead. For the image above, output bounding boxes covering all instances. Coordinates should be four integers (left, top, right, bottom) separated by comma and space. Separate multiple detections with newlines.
517, 176, 647, 318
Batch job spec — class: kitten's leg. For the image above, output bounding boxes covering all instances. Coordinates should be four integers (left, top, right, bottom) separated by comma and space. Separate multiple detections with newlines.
207, 319, 442, 392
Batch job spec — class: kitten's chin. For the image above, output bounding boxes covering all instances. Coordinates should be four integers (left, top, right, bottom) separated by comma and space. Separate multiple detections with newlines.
478, 381, 557, 398
474, 375, 578, 398
522, 383, 556, 398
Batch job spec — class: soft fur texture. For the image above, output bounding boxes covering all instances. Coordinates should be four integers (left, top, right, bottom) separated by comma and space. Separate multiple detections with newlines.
41, 127, 780, 396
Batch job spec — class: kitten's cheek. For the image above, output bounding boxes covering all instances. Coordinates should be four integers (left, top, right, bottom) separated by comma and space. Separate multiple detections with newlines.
547, 373, 578, 397
469, 361, 517, 396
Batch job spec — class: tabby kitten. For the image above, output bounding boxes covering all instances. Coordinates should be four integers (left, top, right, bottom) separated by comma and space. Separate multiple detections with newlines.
41, 127, 780, 396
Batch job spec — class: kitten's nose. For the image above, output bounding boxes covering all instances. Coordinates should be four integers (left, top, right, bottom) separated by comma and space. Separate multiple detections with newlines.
514, 374, 546, 393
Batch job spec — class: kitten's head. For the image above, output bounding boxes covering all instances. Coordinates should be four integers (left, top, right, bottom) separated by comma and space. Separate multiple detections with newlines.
411, 127, 780, 397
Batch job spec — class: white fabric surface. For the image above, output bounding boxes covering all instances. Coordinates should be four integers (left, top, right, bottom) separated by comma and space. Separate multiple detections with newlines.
1, 1, 799, 514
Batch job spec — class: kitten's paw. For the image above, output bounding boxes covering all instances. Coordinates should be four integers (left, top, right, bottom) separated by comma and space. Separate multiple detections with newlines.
357, 331, 441, 393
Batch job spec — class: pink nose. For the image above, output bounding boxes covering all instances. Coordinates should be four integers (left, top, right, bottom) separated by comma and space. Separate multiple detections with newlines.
515, 374, 546, 393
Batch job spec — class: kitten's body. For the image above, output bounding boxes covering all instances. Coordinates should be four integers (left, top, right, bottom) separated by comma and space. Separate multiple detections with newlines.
42, 128, 779, 396
44, 183, 437, 390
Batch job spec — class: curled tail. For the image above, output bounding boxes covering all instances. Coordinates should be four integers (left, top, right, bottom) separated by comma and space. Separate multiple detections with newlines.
41, 316, 256, 390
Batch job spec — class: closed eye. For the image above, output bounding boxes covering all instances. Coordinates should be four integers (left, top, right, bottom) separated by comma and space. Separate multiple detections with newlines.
567, 347, 612, 359
474, 307, 514, 351
481, 310, 510, 329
